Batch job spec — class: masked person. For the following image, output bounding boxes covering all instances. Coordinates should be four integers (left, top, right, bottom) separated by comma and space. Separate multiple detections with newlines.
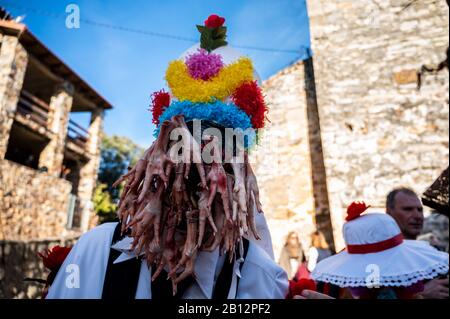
46, 14, 288, 299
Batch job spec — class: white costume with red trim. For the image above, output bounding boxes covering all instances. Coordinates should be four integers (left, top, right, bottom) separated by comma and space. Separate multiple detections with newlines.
311, 213, 449, 288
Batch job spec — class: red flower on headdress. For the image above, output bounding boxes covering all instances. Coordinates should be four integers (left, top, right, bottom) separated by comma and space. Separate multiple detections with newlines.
38, 245, 72, 271
204, 14, 225, 28
346, 201, 370, 221
150, 90, 171, 125
286, 278, 317, 299
231, 81, 268, 129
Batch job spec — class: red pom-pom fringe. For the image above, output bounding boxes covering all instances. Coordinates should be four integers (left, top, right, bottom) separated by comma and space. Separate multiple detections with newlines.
231, 81, 268, 129
346, 201, 370, 221
38, 245, 72, 271
150, 90, 171, 125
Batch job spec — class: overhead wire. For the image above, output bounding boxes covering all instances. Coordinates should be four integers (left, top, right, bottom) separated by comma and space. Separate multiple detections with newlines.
1, 2, 306, 55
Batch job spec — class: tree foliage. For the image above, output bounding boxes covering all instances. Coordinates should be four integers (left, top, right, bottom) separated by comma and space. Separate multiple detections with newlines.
93, 183, 118, 224
94, 135, 145, 223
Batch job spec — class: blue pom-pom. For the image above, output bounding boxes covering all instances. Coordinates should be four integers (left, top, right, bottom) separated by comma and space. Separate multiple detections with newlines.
154, 100, 256, 148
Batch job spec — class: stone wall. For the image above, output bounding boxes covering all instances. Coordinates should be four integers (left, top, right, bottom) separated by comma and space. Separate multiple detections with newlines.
0, 236, 78, 299
1, 32, 103, 237
308, 0, 449, 248
256, 0, 449, 256
38, 82, 74, 176
78, 109, 104, 232
0, 159, 73, 240
0, 34, 28, 159
251, 62, 317, 258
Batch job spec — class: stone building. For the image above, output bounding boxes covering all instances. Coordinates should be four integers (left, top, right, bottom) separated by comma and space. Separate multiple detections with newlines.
0, 19, 111, 297
253, 0, 449, 258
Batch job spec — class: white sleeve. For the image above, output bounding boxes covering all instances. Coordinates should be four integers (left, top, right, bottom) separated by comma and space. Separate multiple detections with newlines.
46, 223, 117, 299
237, 243, 289, 299
307, 247, 319, 272
272, 268, 289, 299
246, 210, 275, 260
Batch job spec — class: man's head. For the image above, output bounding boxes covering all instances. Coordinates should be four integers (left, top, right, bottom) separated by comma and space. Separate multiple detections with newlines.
386, 188, 424, 239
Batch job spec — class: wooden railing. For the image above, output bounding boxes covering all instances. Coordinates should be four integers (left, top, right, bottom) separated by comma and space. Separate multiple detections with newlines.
67, 119, 89, 149
16, 90, 90, 150
16, 90, 49, 127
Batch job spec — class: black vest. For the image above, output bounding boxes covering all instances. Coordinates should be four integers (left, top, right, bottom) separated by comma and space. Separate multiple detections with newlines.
101, 223, 249, 299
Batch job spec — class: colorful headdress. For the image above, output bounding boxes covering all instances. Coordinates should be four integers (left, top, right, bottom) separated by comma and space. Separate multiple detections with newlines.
150, 15, 268, 148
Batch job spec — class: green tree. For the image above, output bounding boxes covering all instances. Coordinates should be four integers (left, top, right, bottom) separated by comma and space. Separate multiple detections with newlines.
94, 135, 145, 223
93, 183, 118, 223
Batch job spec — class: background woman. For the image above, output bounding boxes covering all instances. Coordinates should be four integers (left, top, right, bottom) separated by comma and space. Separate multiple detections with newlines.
279, 231, 308, 280
307, 231, 332, 272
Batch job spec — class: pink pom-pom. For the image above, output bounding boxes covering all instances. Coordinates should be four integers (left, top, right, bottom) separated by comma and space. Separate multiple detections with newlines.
185, 49, 224, 81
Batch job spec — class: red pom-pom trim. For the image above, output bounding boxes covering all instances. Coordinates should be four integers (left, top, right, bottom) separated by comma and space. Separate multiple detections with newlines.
346, 201, 370, 221
286, 278, 317, 299
150, 90, 171, 125
38, 245, 72, 271
231, 81, 268, 129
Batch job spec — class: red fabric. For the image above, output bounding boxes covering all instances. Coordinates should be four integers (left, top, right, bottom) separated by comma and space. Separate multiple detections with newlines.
286, 278, 317, 299
346, 201, 370, 221
294, 262, 311, 280
347, 233, 404, 254
322, 283, 330, 296
38, 245, 72, 271
37, 245, 72, 298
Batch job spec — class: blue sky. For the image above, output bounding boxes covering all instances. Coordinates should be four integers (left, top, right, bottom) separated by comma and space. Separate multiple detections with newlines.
3, 0, 311, 147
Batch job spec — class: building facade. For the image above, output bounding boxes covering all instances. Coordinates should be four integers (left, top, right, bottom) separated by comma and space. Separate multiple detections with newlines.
0, 19, 112, 297
253, 0, 449, 258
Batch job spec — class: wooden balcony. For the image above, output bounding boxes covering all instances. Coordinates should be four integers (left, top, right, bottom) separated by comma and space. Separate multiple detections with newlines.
15, 90, 90, 150
67, 119, 89, 149
16, 90, 49, 127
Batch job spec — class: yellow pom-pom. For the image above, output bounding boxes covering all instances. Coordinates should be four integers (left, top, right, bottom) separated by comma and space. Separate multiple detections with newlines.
165, 57, 254, 103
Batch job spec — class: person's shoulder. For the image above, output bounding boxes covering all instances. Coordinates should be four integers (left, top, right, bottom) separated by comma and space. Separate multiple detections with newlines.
75, 222, 118, 246
46, 222, 118, 299
239, 241, 289, 298
245, 241, 286, 280
64, 222, 118, 265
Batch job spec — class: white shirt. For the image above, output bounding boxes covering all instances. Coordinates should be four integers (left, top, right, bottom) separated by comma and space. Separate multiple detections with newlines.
307, 247, 319, 272
289, 258, 300, 278
47, 222, 288, 299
